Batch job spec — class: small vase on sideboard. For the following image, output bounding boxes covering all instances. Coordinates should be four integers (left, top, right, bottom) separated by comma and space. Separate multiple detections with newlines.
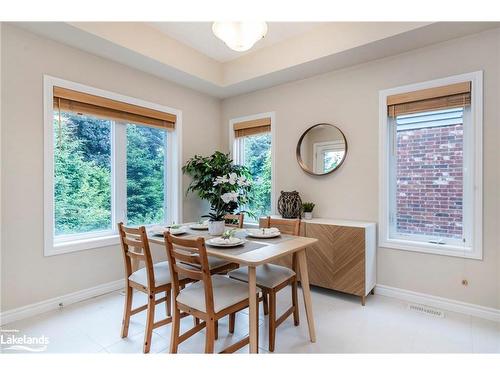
302, 202, 315, 220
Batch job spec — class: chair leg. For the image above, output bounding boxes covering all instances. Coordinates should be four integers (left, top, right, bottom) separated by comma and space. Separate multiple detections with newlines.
291, 279, 300, 326
214, 320, 219, 340
229, 313, 235, 334
193, 317, 200, 326
121, 286, 133, 338
268, 291, 277, 352
143, 293, 155, 353
165, 289, 172, 317
262, 291, 269, 315
170, 307, 181, 354
205, 319, 216, 353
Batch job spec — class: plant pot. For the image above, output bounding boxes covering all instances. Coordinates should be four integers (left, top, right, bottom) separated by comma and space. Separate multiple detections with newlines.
208, 220, 225, 236
304, 212, 313, 220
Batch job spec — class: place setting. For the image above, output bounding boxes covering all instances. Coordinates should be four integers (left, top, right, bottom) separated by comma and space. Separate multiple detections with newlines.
148, 224, 189, 237
245, 226, 281, 239
205, 228, 246, 248
189, 219, 210, 230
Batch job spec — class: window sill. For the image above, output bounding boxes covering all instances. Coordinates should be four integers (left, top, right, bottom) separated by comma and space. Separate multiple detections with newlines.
379, 238, 481, 260
45, 234, 120, 256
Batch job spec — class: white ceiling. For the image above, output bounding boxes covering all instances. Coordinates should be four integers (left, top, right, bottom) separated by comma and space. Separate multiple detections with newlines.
15, 22, 500, 98
149, 22, 324, 62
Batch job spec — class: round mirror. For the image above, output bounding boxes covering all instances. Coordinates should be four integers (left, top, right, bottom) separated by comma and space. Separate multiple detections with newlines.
296, 123, 347, 176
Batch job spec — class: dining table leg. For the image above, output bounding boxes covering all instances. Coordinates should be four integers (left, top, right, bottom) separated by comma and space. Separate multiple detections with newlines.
248, 265, 258, 353
296, 249, 316, 342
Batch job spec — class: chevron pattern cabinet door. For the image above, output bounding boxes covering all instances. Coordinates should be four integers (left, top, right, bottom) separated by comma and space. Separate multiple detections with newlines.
305, 223, 366, 296
259, 218, 372, 300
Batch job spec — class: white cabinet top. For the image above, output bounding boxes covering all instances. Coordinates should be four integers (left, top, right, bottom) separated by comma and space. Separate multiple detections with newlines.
268, 215, 376, 228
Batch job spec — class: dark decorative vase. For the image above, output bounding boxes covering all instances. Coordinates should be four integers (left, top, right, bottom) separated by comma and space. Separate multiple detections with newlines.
277, 191, 302, 219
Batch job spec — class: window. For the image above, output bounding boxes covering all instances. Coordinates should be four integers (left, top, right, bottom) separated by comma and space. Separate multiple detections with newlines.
379, 72, 482, 259
126, 124, 167, 226
54, 113, 112, 237
231, 115, 274, 222
313, 141, 345, 174
44, 77, 181, 255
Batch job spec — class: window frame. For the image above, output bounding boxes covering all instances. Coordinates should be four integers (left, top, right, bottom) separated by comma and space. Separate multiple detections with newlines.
44, 76, 182, 256
378, 71, 483, 259
313, 140, 346, 174
229, 112, 276, 224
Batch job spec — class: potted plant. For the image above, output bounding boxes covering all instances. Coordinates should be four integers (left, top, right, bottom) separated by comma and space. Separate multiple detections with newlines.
302, 202, 315, 220
182, 152, 252, 235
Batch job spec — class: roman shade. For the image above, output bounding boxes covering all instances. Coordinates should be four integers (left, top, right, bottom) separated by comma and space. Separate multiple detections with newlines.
387, 81, 471, 117
233, 117, 271, 138
53, 86, 176, 130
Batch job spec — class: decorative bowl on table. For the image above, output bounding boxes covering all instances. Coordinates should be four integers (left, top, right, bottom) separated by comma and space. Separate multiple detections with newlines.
246, 227, 281, 239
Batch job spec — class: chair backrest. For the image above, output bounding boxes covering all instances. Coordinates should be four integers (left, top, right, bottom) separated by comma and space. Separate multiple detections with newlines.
164, 233, 215, 314
224, 213, 244, 228
117, 222, 156, 289
263, 216, 301, 236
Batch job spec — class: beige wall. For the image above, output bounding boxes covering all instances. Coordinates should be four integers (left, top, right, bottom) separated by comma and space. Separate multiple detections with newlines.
0, 25, 221, 311
222, 29, 500, 309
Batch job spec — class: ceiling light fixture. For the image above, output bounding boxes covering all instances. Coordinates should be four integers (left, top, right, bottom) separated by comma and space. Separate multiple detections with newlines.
212, 22, 268, 52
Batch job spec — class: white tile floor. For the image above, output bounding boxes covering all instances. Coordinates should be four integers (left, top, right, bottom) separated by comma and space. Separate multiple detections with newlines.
1, 286, 499, 354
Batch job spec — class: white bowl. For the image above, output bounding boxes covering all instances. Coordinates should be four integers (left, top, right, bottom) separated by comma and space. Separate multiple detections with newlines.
246, 228, 281, 238
206, 237, 245, 247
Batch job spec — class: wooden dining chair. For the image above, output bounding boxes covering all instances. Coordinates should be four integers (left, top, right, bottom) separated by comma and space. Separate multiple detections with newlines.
224, 213, 244, 228
228, 216, 300, 352
189, 214, 243, 276
118, 223, 191, 353
165, 232, 260, 353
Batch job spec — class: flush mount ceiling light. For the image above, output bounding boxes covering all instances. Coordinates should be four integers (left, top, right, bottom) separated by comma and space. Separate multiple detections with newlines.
212, 22, 268, 52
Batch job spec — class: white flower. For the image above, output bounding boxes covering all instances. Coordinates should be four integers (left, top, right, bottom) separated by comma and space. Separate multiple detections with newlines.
221, 192, 239, 203
213, 175, 228, 186
237, 175, 248, 186
228, 173, 238, 185
236, 174, 251, 186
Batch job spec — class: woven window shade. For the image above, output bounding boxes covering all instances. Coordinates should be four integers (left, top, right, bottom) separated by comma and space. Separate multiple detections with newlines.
233, 117, 271, 138
53, 86, 176, 129
387, 81, 471, 117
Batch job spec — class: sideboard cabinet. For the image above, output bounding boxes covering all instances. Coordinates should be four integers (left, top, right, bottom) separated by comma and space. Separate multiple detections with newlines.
260, 217, 376, 305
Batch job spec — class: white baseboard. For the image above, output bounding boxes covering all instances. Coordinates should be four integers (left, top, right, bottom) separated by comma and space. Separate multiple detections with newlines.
2, 280, 499, 326
0, 279, 124, 326
375, 284, 500, 322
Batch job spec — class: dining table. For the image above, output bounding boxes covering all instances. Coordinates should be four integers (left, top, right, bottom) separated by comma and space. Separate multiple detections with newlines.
148, 224, 318, 353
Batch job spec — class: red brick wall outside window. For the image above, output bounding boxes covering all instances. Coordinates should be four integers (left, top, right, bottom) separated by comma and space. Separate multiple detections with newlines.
396, 123, 464, 240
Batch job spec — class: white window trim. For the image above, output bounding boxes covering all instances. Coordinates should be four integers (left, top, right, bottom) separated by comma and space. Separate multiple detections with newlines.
229, 112, 276, 224
43, 75, 182, 256
378, 71, 483, 260
313, 140, 345, 174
